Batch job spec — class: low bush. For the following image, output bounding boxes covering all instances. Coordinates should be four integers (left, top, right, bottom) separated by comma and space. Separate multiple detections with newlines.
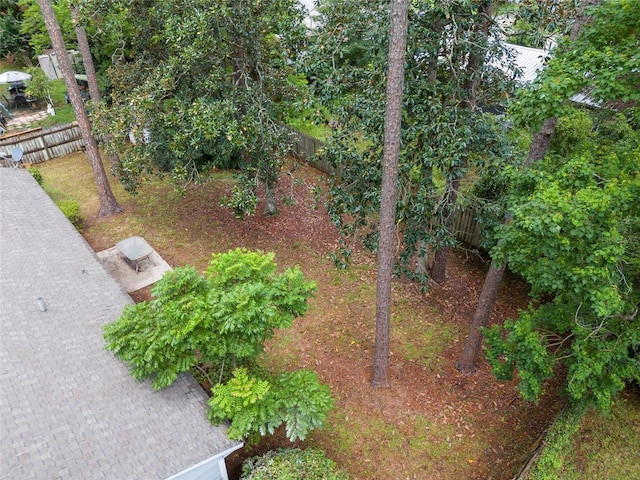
28, 167, 43, 185
528, 404, 586, 480
57, 199, 84, 230
240, 448, 349, 480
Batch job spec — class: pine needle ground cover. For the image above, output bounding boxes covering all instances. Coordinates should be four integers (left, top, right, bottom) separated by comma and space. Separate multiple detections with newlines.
35, 153, 636, 480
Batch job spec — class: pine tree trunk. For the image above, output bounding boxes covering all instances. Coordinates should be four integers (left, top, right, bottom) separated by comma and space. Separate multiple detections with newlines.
71, 6, 122, 172
462, 1, 493, 110
371, 0, 410, 389
39, 0, 122, 217
455, 124, 556, 372
430, 2, 491, 284
525, 118, 558, 166
72, 7, 101, 102
456, 118, 557, 371
455, 259, 507, 373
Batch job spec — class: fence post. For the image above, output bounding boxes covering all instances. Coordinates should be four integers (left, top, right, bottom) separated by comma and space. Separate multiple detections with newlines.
38, 134, 51, 161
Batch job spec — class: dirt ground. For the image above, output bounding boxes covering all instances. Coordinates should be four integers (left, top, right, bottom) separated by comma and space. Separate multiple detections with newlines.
91, 161, 565, 480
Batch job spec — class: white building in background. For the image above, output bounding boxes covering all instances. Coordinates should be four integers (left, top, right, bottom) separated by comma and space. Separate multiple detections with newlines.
503, 43, 550, 85
298, 0, 319, 29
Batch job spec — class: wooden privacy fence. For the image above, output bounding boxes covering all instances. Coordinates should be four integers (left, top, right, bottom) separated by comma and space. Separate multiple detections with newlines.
450, 206, 482, 249
286, 126, 335, 175
286, 126, 483, 248
0, 121, 483, 248
0, 122, 83, 166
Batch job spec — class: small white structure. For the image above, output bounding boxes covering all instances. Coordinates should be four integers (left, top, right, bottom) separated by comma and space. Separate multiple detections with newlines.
504, 43, 551, 85
298, 0, 319, 29
38, 50, 84, 80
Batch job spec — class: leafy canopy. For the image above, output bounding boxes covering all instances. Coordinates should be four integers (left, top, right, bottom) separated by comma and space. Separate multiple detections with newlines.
511, 0, 640, 131
303, 0, 520, 276
91, 0, 307, 217
104, 248, 317, 388
17, 0, 76, 55
103, 249, 330, 441
485, 110, 640, 410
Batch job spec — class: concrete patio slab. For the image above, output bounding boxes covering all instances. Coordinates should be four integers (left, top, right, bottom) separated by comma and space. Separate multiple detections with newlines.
97, 243, 172, 293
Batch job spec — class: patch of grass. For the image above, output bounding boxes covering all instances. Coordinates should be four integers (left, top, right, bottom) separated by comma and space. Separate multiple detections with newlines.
39, 152, 106, 211
24, 78, 83, 127
392, 300, 454, 371
328, 263, 372, 287
260, 330, 301, 372
35, 152, 135, 250
34, 103, 76, 127
319, 410, 480, 479
240, 448, 349, 480
529, 388, 640, 479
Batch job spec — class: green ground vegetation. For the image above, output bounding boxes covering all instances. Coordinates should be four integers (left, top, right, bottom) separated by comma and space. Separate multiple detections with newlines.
528, 387, 640, 479
33, 153, 639, 479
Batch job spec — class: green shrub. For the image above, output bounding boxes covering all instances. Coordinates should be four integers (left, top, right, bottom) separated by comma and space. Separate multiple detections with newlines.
103, 249, 330, 442
57, 199, 84, 230
28, 167, 43, 186
208, 368, 333, 442
241, 448, 349, 480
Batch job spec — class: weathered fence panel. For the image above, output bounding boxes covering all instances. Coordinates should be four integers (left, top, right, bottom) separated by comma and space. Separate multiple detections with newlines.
452, 206, 482, 248
286, 126, 335, 174
0, 122, 83, 166
286, 126, 483, 248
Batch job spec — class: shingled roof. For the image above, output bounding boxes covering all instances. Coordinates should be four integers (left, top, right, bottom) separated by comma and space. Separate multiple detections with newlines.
0, 168, 241, 479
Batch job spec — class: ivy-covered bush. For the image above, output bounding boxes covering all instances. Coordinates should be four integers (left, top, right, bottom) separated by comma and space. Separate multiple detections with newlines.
241, 448, 349, 480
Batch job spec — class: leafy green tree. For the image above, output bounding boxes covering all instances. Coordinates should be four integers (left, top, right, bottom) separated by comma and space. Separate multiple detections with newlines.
103, 249, 332, 441
505, 0, 576, 49
24, 66, 52, 103
91, 0, 307, 217
0, 0, 32, 62
484, 111, 640, 410
511, 0, 640, 131
72, 0, 135, 80
19, 0, 76, 55
305, 0, 518, 283
457, 0, 639, 373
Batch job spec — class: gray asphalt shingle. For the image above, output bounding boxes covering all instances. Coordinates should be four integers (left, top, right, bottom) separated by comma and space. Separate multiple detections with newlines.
0, 168, 240, 479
